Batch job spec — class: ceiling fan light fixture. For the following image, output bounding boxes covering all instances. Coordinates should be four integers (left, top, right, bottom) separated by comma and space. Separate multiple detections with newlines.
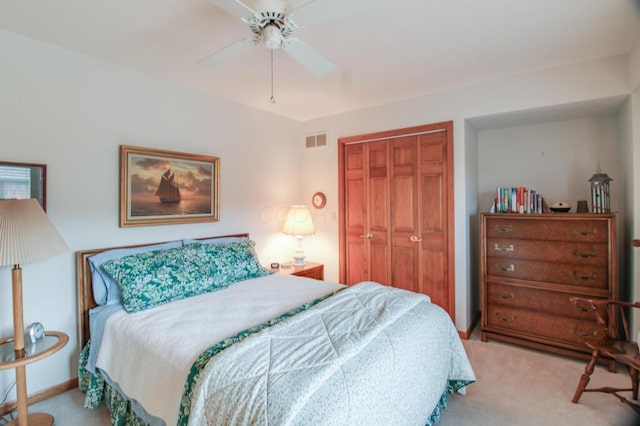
262, 25, 283, 49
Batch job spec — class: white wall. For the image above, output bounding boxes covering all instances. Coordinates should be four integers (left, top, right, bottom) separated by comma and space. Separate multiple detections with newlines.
477, 116, 620, 213
0, 30, 304, 401
634, 90, 640, 330
630, 41, 640, 92
628, 90, 640, 334
302, 54, 633, 332
617, 36, 640, 332
629, 40, 640, 333
463, 120, 480, 323
618, 98, 634, 300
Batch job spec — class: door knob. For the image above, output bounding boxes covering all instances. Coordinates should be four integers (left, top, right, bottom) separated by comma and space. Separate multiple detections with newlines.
410, 235, 422, 242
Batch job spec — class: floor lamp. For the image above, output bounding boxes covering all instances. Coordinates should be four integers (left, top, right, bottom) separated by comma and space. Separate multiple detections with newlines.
282, 205, 315, 266
0, 199, 69, 426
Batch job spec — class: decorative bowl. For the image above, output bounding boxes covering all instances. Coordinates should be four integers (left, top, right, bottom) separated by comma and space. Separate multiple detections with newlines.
549, 202, 571, 213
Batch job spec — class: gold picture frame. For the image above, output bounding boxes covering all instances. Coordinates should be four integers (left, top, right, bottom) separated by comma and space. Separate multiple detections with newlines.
120, 145, 219, 227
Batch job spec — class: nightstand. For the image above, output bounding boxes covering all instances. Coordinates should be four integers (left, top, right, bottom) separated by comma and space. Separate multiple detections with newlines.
273, 262, 324, 280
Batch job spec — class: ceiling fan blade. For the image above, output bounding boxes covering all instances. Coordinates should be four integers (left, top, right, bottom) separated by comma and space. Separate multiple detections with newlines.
198, 38, 255, 68
283, 37, 336, 77
289, 0, 377, 27
210, 0, 256, 19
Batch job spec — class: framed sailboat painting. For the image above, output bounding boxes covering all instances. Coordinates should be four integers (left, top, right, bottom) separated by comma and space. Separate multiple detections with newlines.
119, 145, 220, 227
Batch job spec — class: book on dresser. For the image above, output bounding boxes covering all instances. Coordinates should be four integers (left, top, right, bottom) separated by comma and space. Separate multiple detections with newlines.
494, 186, 544, 214
480, 213, 617, 367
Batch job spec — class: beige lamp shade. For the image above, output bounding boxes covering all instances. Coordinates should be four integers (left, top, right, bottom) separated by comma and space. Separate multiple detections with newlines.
282, 205, 315, 237
0, 198, 69, 267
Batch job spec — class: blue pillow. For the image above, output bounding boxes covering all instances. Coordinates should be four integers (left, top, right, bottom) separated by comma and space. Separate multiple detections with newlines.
88, 240, 183, 305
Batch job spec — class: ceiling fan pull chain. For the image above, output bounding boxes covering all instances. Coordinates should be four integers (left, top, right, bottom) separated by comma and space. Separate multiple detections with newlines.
269, 49, 276, 103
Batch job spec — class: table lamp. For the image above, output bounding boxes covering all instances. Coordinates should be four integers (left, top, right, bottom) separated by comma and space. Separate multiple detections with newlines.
282, 205, 315, 266
0, 199, 69, 426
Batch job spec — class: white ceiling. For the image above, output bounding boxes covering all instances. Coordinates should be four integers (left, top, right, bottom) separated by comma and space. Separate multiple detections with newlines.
1, 0, 639, 122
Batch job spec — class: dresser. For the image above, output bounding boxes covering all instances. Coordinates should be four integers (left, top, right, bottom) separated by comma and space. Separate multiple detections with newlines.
480, 213, 617, 361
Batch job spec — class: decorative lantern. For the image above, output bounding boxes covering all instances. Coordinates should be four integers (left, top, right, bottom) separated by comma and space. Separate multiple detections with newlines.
589, 166, 613, 213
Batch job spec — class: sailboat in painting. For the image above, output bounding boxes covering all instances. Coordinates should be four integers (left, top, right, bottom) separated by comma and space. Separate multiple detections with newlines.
156, 169, 181, 203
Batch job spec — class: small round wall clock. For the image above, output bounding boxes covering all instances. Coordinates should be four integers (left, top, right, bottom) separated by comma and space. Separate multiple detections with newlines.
312, 192, 326, 209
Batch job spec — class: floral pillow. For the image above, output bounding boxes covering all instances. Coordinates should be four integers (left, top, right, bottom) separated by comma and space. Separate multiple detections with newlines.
88, 240, 183, 306
102, 241, 272, 313
200, 240, 272, 284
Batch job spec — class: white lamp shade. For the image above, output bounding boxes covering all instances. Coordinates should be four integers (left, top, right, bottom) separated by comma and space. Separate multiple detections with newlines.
0, 198, 69, 267
282, 205, 315, 237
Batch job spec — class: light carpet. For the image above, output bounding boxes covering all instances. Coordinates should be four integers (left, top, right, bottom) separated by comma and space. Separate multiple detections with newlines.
19, 328, 640, 425
441, 328, 637, 426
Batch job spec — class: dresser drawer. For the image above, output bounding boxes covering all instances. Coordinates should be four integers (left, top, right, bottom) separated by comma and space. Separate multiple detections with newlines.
485, 305, 604, 347
485, 282, 604, 319
486, 257, 609, 289
294, 267, 324, 280
487, 238, 609, 266
485, 217, 609, 243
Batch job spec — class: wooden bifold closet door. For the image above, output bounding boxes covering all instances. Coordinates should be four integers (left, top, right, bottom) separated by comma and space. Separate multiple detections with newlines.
338, 121, 455, 318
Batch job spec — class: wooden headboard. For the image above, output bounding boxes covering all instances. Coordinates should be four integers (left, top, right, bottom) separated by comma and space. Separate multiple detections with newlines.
75, 233, 250, 348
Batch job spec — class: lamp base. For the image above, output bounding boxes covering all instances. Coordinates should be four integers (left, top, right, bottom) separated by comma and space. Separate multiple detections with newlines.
292, 248, 305, 266
6, 412, 54, 426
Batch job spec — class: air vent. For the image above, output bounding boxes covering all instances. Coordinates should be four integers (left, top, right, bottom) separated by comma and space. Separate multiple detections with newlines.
305, 132, 328, 149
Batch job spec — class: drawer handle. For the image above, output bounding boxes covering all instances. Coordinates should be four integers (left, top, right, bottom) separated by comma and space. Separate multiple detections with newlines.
495, 263, 515, 272
359, 233, 373, 239
494, 224, 513, 233
573, 271, 597, 281
495, 291, 515, 300
495, 313, 515, 322
494, 244, 514, 252
574, 328, 598, 338
573, 227, 597, 237
573, 249, 597, 259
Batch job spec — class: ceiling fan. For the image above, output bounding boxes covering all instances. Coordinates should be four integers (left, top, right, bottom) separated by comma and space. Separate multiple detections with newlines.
200, 0, 368, 78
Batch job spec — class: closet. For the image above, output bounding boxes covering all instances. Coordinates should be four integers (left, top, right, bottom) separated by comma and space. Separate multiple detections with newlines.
338, 121, 455, 318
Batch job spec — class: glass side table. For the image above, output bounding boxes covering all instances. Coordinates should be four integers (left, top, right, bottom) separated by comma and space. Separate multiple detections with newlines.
0, 331, 68, 369
0, 331, 69, 426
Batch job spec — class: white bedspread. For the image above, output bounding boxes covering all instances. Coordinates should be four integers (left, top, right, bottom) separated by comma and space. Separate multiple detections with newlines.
95, 274, 344, 425
188, 282, 475, 425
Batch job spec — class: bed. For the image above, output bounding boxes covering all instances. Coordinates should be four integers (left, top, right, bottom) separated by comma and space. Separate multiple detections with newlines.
76, 234, 475, 426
